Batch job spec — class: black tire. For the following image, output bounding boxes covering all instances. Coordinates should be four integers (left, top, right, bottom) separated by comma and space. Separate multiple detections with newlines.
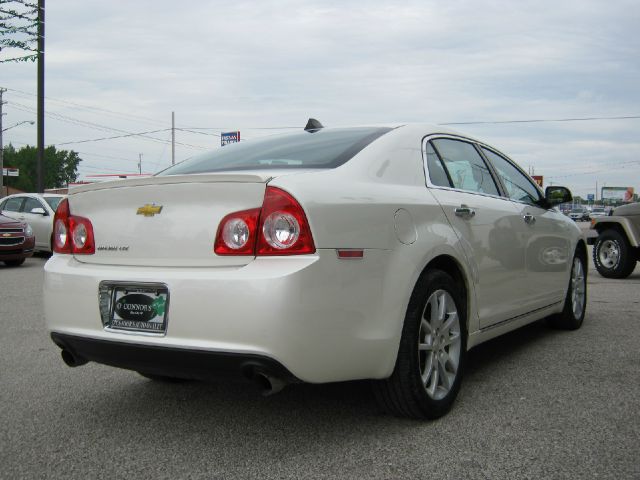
548, 252, 587, 330
593, 229, 636, 279
373, 269, 467, 420
138, 372, 190, 383
4, 258, 25, 267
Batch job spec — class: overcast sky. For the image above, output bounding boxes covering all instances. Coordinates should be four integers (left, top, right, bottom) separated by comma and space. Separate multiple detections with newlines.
2, 0, 639, 197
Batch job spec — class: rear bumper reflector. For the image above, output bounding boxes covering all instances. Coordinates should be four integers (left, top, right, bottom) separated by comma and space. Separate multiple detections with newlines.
336, 249, 364, 259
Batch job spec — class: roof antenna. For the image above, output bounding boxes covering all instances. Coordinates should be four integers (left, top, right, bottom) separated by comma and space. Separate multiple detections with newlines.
304, 118, 324, 132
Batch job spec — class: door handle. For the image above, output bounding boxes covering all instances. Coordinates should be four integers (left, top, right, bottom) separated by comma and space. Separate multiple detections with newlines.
455, 205, 476, 219
523, 213, 536, 225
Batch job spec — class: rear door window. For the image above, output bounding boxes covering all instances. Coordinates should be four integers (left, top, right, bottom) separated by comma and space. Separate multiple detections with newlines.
430, 139, 499, 196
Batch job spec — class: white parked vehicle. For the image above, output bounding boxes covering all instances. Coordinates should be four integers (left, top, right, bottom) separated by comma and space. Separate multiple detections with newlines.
44, 123, 587, 419
589, 206, 608, 218
569, 206, 589, 222
0, 193, 65, 252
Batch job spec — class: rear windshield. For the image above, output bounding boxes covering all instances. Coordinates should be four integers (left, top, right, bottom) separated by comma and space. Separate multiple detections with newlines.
158, 127, 392, 175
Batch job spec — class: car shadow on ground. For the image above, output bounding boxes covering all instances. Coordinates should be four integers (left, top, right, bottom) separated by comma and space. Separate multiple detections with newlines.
69, 319, 564, 441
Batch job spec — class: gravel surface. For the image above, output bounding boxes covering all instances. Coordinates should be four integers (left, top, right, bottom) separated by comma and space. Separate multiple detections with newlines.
1, 249, 638, 479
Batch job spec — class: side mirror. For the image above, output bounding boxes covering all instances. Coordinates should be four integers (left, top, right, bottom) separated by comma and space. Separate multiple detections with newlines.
544, 186, 572, 207
30, 207, 47, 216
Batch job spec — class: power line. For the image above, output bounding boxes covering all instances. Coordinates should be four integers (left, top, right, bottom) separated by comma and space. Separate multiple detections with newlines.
439, 115, 640, 126
80, 164, 139, 173
181, 126, 300, 130
55, 128, 171, 146
5, 84, 640, 129
4, 86, 167, 126
9, 101, 130, 134
74, 150, 142, 163
547, 160, 640, 179
9, 101, 164, 137
6, 140, 163, 164
175, 127, 221, 138
7, 102, 209, 149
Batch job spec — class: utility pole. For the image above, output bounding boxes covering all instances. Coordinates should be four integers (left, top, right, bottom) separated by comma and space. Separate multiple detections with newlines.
0, 88, 6, 197
138, 153, 143, 174
171, 111, 175, 165
36, 0, 45, 193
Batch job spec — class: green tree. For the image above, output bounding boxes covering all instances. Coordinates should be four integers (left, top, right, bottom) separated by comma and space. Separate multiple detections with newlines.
2, 144, 82, 191
0, 0, 39, 63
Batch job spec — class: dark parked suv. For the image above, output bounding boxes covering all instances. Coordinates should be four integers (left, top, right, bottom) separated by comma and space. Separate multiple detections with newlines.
0, 213, 35, 266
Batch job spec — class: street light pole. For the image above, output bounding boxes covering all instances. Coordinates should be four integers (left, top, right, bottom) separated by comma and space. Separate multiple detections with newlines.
0, 87, 6, 197
171, 111, 175, 165
36, 0, 45, 193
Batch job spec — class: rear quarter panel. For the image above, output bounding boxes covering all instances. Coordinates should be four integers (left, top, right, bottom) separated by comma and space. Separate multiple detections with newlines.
270, 128, 480, 360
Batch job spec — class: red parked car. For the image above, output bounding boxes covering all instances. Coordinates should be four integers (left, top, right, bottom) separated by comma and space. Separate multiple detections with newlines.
0, 213, 35, 267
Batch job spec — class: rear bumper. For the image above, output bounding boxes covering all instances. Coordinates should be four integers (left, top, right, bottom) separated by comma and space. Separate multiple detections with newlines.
44, 250, 403, 383
51, 332, 300, 383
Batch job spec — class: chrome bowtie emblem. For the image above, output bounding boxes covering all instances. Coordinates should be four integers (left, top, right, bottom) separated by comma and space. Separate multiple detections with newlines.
136, 204, 163, 217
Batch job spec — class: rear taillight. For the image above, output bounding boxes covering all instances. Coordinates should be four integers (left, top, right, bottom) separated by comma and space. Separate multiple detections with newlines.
256, 187, 315, 255
214, 208, 260, 255
53, 198, 95, 255
53, 199, 71, 253
214, 186, 315, 256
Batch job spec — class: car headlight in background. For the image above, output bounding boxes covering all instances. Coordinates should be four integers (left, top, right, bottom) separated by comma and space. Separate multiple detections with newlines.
24, 224, 33, 237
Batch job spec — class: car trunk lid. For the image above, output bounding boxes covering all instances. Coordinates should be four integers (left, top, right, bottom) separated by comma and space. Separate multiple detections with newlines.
67, 173, 270, 267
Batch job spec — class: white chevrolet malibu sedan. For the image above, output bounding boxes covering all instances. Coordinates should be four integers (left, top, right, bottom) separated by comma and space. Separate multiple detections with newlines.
44, 122, 587, 419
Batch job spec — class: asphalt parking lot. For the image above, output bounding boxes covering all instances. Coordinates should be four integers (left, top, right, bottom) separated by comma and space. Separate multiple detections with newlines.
1, 245, 639, 479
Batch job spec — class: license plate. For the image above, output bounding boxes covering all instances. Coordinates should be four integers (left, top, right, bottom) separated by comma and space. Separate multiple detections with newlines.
100, 283, 169, 335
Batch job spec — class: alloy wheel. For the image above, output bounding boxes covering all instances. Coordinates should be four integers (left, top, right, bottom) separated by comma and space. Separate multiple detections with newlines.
418, 289, 461, 401
571, 257, 586, 319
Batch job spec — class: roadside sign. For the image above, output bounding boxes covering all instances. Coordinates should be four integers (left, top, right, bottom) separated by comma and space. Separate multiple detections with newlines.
602, 187, 634, 203
587, 194, 595, 201
221, 131, 240, 146
2, 167, 19, 177
531, 175, 543, 188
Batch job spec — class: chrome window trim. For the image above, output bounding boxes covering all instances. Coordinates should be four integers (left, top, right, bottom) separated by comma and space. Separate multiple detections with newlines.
421, 133, 559, 213
420, 133, 510, 202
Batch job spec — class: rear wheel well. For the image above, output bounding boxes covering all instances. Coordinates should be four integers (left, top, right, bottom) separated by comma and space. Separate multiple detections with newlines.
421, 255, 469, 326
575, 240, 588, 273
